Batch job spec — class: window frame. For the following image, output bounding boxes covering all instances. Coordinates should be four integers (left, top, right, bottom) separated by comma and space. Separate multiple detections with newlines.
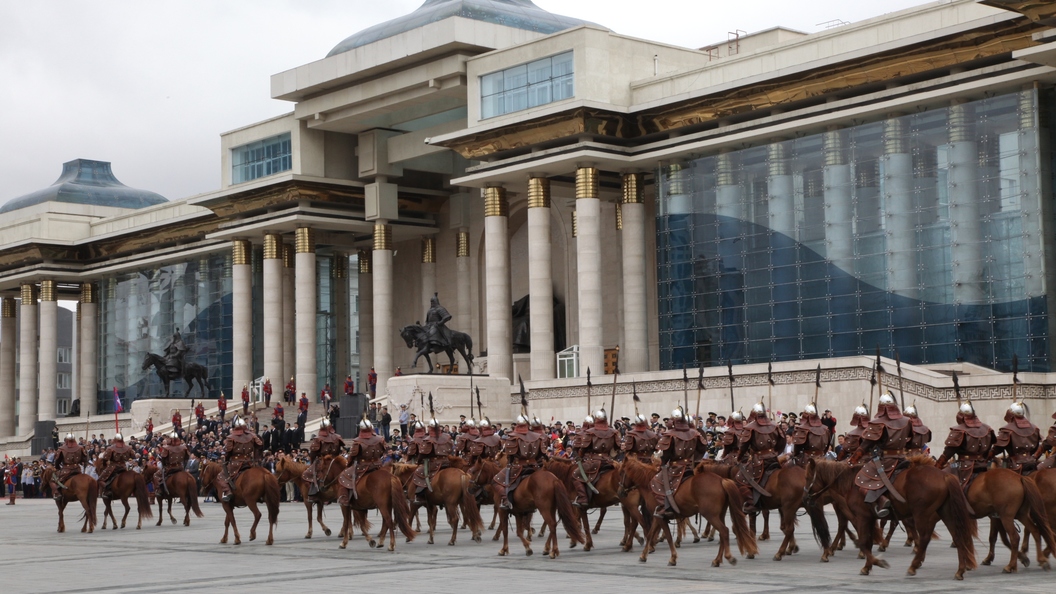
480, 51, 574, 120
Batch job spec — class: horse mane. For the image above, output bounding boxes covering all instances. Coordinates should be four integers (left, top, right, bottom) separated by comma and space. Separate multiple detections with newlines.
544, 458, 576, 482
809, 458, 856, 486
391, 462, 417, 475
694, 459, 735, 478
907, 454, 935, 467
621, 457, 659, 487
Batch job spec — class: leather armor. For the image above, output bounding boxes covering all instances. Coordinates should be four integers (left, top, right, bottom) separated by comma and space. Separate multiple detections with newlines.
98, 443, 134, 482
55, 443, 86, 482
411, 432, 454, 492
939, 416, 994, 489
621, 427, 658, 462
309, 430, 345, 461
994, 415, 1040, 474
791, 414, 831, 463
738, 417, 784, 463
159, 443, 189, 473
504, 431, 545, 466
469, 432, 502, 462
658, 425, 706, 466
853, 405, 912, 495
340, 433, 386, 493
906, 418, 932, 455
224, 430, 263, 476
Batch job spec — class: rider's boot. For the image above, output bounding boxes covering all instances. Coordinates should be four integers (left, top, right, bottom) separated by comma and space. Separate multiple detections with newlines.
53, 484, 63, 501
742, 492, 760, 514
414, 486, 428, 506
573, 479, 589, 508
874, 495, 891, 518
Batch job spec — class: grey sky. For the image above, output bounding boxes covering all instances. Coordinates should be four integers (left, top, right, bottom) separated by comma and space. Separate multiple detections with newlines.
0, 0, 934, 206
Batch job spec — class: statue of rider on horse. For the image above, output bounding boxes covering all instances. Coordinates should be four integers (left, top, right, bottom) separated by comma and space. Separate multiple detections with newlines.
400, 293, 474, 374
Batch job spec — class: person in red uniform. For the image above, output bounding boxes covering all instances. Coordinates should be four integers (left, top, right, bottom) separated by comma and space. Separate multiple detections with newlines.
217, 392, 228, 422
285, 377, 295, 405
409, 418, 454, 505
791, 403, 831, 465
993, 401, 1039, 474
272, 401, 285, 424
837, 404, 870, 461
303, 418, 345, 498
849, 391, 912, 517
737, 401, 785, 512
344, 375, 355, 397
195, 401, 206, 427
367, 367, 377, 398
51, 433, 87, 500
936, 400, 995, 490
145, 418, 154, 440
262, 378, 273, 407
299, 393, 310, 415
1034, 408, 1056, 470
654, 407, 707, 514
213, 417, 263, 503
320, 383, 332, 407
572, 408, 618, 507
621, 413, 659, 464
154, 430, 189, 497
241, 384, 251, 415
339, 419, 386, 505
98, 433, 135, 500
171, 410, 182, 433
493, 415, 545, 509
903, 403, 932, 456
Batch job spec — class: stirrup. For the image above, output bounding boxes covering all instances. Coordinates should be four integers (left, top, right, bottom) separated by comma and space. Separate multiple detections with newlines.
875, 503, 890, 518
221, 493, 233, 503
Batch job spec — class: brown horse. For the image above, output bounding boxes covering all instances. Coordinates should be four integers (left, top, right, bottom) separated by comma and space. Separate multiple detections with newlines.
618, 458, 758, 567
275, 454, 346, 539
545, 458, 647, 552
962, 467, 1056, 573
496, 466, 584, 558
199, 461, 280, 545
1022, 467, 1056, 565
394, 462, 484, 545
804, 457, 977, 580
337, 465, 417, 551
144, 466, 204, 527
43, 467, 98, 533
95, 460, 153, 530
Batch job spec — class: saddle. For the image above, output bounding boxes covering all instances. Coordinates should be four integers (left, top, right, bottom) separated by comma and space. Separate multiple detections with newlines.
412, 458, 451, 489
337, 461, 382, 490
493, 464, 535, 506
650, 464, 692, 514
855, 457, 907, 491
573, 459, 613, 485
735, 458, 776, 501
944, 459, 987, 492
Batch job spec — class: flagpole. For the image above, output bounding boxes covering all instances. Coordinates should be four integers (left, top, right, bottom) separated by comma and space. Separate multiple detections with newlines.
112, 386, 121, 434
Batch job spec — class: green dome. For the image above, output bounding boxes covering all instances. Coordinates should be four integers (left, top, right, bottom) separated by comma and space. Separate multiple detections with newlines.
1, 159, 167, 214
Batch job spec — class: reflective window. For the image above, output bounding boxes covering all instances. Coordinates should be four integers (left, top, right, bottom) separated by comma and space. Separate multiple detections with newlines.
656, 90, 1049, 372
232, 133, 292, 184
480, 52, 573, 119
57, 347, 71, 364
56, 373, 70, 390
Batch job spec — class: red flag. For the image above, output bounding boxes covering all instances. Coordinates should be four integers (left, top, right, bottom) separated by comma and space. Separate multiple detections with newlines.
112, 386, 123, 413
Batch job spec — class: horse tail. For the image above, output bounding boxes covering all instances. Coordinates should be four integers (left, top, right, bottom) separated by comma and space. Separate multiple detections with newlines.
459, 472, 485, 536
135, 475, 153, 520
186, 475, 204, 518
941, 472, 978, 571
1021, 475, 1056, 555
802, 490, 831, 552
553, 480, 585, 545
721, 478, 758, 556
86, 477, 99, 529
391, 476, 417, 541
265, 474, 281, 528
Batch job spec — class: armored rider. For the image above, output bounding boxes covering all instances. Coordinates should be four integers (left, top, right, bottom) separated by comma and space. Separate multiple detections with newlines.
163, 329, 187, 377
215, 417, 263, 503
719, 410, 746, 464
155, 430, 189, 496
903, 403, 932, 456
456, 419, 479, 461
409, 418, 454, 505
837, 404, 870, 461
791, 403, 831, 465
493, 415, 546, 510
993, 401, 1040, 475
424, 293, 454, 350
653, 407, 706, 515
1034, 409, 1056, 470
339, 419, 386, 504
303, 418, 345, 498
468, 418, 502, 469
935, 400, 994, 491
621, 413, 659, 464
98, 433, 135, 500
737, 402, 785, 513
572, 408, 618, 507
52, 433, 87, 500
849, 391, 912, 517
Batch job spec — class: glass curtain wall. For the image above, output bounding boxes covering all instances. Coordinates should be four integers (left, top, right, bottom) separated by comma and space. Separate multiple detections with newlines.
656, 90, 1050, 372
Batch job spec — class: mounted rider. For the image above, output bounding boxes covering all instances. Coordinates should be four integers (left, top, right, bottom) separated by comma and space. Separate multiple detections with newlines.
1034, 409, 1056, 470
903, 403, 931, 456
652, 406, 706, 515
339, 419, 386, 504
572, 408, 618, 507
493, 414, 546, 509
162, 329, 187, 378
424, 293, 454, 350
409, 417, 454, 505
154, 430, 189, 496
52, 433, 87, 500
993, 401, 1039, 475
214, 416, 263, 503
737, 401, 785, 513
791, 403, 831, 465
303, 418, 345, 498
837, 404, 870, 461
621, 413, 659, 464
850, 391, 912, 517
468, 418, 502, 468
719, 410, 746, 464
936, 400, 994, 491
98, 433, 135, 500
455, 419, 479, 461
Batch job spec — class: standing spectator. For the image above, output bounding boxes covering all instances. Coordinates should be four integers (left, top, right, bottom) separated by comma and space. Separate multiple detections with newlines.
394, 367, 402, 377
272, 401, 285, 429
298, 392, 310, 428
367, 367, 377, 398
263, 377, 273, 407
321, 383, 332, 409
284, 422, 298, 454
379, 406, 392, 442
241, 384, 251, 415
5, 460, 16, 504
398, 404, 409, 437
821, 409, 838, 446
51, 426, 60, 449
22, 462, 35, 499
368, 403, 378, 431
328, 403, 340, 427
284, 377, 296, 405
144, 418, 154, 441
217, 392, 228, 422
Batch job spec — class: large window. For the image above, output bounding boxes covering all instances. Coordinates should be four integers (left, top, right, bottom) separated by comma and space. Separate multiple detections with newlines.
481, 51, 573, 119
232, 133, 292, 184
57, 347, 71, 364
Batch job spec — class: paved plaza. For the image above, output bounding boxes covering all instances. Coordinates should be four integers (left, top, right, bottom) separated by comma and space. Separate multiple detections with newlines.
2, 497, 1053, 593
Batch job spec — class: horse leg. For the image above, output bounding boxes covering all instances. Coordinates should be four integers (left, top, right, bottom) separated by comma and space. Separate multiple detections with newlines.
304, 499, 314, 539
180, 498, 190, 526
428, 504, 437, 545
317, 501, 332, 536
982, 520, 998, 566
446, 500, 460, 546
708, 511, 732, 567
58, 499, 67, 533
761, 509, 771, 540
999, 513, 1021, 573
497, 509, 510, 556
661, 520, 679, 566
156, 495, 164, 527
120, 497, 131, 529
638, 518, 663, 563
227, 504, 242, 545
492, 502, 503, 540
516, 513, 534, 556
774, 507, 796, 561
339, 504, 352, 549
579, 507, 593, 551
907, 511, 939, 576
594, 506, 606, 534
247, 500, 262, 542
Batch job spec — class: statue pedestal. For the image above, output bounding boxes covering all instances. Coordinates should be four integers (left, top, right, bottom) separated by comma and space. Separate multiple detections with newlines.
130, 399, 194, 435
384, 375, 513, 426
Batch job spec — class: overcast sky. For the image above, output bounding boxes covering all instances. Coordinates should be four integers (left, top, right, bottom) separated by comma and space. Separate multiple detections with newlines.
0, 0, 938, 207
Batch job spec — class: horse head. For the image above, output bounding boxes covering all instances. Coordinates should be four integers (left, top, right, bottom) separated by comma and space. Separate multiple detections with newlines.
142, 352, 161, 371
399, 325, 420, 348
198, 462, 219, 496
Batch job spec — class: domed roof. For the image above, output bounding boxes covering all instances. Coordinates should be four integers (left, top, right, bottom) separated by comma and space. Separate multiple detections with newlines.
0, 159, 167, 214
327, 0, 593, 57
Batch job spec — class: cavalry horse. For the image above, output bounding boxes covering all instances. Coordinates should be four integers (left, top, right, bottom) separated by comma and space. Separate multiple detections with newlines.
337, 463, 416, 551
143, 465, 203, 527
200, 461, 280, 545
95, 459, 153, 530
399, 323, 474, 374
42, 467, 98, 534
391, 460, 484, 545
618, 458, 759, 567
467, 457, 506, 537
545, 458, 647, 552
141, 352, 209, 398
804, 457, 977, 580
496, 466, 584, 558
275, 454, 345, 539
961, 466, 1056, 573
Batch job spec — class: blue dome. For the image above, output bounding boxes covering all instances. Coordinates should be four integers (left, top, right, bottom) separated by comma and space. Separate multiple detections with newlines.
327, 0, 593, 57
0, 159, 167, 214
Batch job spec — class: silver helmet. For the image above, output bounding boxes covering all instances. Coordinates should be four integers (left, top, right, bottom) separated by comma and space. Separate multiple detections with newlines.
671, 407, 685, 421
65, 433, 75, 441
853, 404, 869, 417
1009, 402, 1027, 418
879, 391, 896, 406
320, 418, 332, 429
730, 410, 744, 422
751, 402, 766, 416
530, 416, 544, 428
170, 430, 180, 440
903, 405, 918, 418
479, 418, 492, 429
803, 403, 818, 416
358, 418, 373, 430
113, 433, 123, 442
584, 415, 595, 425
592, 409, 607, 422
633, 413, 647, 424
427, 418, 440, 428
515, 414, 530, 425
233, 417, 247, 428
959, 401, 975, 416
413, 420, 426, 430
464, 418, 477, 428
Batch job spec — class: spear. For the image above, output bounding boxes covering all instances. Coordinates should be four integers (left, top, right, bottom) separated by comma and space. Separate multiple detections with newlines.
695, 365, 704, 420
682, 365, 689, 417
727, 361, 735, 414
469, 370, 474, 421
475, 386, 483, 421
609, 363, 619, 423
1012, 354, 1020, 403
632, 381, 641, 417
586, 367, 592, 416
767, 361, 774, 418
895, 351, 906, 411
428, 391, 435, 422
813, 363, 822, 409
84, 411, 91, 442
875, 345, 885, 398
519, 375, 529, 417
868, 361, 877, 414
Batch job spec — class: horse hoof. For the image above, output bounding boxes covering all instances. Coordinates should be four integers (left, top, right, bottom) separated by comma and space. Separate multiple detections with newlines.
878, 545, 887, 552
747, 554, 755, 560
792, 545, 800, 554
498, 550, 508, 556
428, 538, 434, 545
858, 551, 865, 560
729, 557, 737, 566
474, 536, 482, 544
525, 549, 533, 556
570, 542, 577, 549
876, 559, 890, 570
324, 528, 332, 536
592, 528, 600, 535
694, 537, 701, 544
668, 560, 677, 567
981, 559, 992, 566
639, 556, 648, 563
267, 539, 274, 546
821, 556, 829, 563
583, 545, 592, 552
1002, 566, 1016, 574
449, 541, 455, 546
156, 521, 163, 527
233, 540, 241, 546
860, 568, 870, 576
773, 555, 783, 561
339, 544, 347, 550
954, 573, 964, 581
906, 568, 916, 576
1041, 560, 1051, 571
406, 537, 413, 543
712, 560, 721, 567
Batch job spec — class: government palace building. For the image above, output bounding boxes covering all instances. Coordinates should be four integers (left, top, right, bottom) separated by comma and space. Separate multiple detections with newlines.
2, 0, 1056, 453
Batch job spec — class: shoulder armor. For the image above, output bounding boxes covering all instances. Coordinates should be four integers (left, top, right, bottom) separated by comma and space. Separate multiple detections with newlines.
995, 429, 1011, 448
945, 429, 965, 448
861, 423, 884, 442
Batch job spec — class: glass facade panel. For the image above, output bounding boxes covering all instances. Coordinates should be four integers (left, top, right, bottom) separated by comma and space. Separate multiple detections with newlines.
480, 51, 573, 119
231, 133, 292, 184
656, 90, 1050, 372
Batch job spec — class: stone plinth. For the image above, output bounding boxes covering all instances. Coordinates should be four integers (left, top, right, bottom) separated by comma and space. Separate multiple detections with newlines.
130, 399, 195, 434
383, 375, 513, 425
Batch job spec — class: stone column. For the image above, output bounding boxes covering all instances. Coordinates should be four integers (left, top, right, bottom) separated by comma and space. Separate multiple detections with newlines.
0, 298, 16, 436
883, 117, 916, 297
295, 228, 318, 406
283, 244, 295, 386
527, 176, 555, 380
79, 284, 98, 417
373, 224, 394, 396
621, 173, 648, 372
455, 230, 471, 336
948, 101, 984, 304
18, 283, 38, 436
421, 237, 436, 323
333, 254, 349, 385
232, 239, 254, 394
575, 167, 603, 377
263, 234, 284, 391
485, 186, 512, 383
358, 250, 374, 383
824, 128, 854, 274
38, 280, 58, 422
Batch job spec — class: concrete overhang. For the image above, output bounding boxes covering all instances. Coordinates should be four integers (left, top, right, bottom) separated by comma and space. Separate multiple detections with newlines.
206, 209, 436, 245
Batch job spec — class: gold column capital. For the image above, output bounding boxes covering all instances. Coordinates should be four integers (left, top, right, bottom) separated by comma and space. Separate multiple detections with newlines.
80, 283, 95, 304
666, 163, 686, 196
456, 231, 469, 258
20, 283, 37, 304
615, 202, 623, 231
621, 173, 644, 204
576, 167, 599, 200
264, 233, 282, 259
332, 254, 347, 279
295, 227, 315, 254
357, 250, 372, 274
1, 297, 14, 318
421, 237, 436, 264
373, 223, 392, 251
40, 280, 56, 302
233, 239, 252, 265
484, 186, 508, 217
527, 177, 551, 208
